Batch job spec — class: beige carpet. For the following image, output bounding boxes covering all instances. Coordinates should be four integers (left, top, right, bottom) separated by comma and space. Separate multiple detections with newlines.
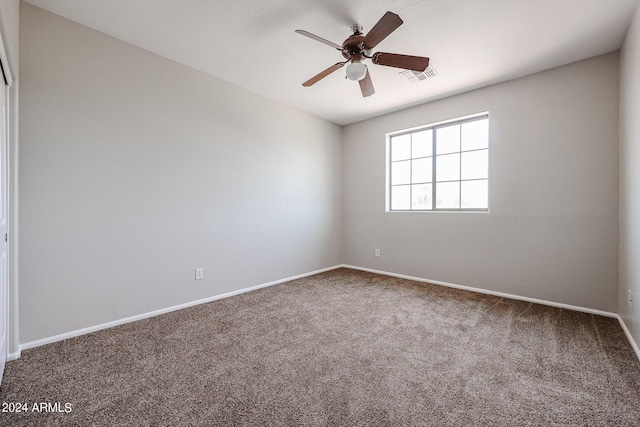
1, 268, 639, 426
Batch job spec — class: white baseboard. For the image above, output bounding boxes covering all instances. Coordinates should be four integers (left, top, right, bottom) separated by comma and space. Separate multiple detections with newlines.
341, 265, 617, 318
17, 265, 343, 355
342, 265, 640, 360
13, 264, 640, 364
617, 316, 640, 362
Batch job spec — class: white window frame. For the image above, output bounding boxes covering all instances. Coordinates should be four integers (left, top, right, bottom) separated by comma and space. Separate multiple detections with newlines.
386, 112, 490, 212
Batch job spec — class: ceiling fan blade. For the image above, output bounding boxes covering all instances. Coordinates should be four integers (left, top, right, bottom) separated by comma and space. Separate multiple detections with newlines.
362, 11, 403, 49
372, 52, 429, 72
302, 62, 346, 87
295, 30, 343, 50
359, 68, 375, 97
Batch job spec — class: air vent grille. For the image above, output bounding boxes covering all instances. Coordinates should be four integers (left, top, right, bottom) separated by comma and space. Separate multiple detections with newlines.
400, 66, 438, 82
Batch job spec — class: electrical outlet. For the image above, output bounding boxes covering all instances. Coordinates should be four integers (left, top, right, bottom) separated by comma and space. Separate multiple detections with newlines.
195, 268, 204, 280
629, 289, 634, 308
375, 249, 380, 257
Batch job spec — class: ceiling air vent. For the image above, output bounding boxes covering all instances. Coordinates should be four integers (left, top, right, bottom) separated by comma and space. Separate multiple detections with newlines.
400, 66, 438, 82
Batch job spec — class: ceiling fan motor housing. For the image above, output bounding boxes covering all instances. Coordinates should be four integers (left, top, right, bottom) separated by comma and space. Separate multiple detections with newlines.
341, 33, 366, 61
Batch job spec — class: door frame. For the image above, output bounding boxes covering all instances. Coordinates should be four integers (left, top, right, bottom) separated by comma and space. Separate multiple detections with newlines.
0, 28, 12, 381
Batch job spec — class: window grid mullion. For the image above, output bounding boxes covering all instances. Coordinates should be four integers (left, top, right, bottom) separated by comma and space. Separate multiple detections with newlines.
458, 128, 462, 209
389, 142, 393, 210
409, 133, 413, 210
432, 129, 437, 210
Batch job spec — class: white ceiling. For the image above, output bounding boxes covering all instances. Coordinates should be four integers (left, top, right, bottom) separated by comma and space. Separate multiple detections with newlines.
23, 0, 639, 125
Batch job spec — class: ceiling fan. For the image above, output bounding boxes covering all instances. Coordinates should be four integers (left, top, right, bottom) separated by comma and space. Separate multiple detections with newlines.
296, 11, 430, 97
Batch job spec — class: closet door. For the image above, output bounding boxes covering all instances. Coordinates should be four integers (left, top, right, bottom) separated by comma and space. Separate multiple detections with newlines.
0, 79, 7, 382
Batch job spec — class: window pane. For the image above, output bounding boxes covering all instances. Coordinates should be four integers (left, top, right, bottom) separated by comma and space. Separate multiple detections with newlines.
461, 179, 488, 209
461, 118, 489, 151
391, 134, 411, 161
436, 182, 460, 209
412, 157, 432, 183
461, 150, 488, 180
412, 184, 432, 210
412, 130, 432, 158
388, 115, 488, 213
436, 153, 460, 182
391, 185, 411, 210
391, 160, 411, 185
436, 124, 460, 155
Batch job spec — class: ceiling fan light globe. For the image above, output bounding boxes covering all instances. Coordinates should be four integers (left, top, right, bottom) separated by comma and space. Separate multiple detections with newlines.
346, 62, 367, 81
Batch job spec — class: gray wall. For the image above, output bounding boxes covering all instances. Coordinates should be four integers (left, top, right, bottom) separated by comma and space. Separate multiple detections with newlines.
0, 0, 18, 73
620, 4, 640, 349
19, 4, 342, 343
342, 53, 619, 312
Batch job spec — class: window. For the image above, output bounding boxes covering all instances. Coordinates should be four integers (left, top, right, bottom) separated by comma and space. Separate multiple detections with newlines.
388, 114, 489, 211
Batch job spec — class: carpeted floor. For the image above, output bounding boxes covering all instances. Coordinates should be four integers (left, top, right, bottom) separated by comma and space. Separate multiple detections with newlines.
1, 268, 639, 426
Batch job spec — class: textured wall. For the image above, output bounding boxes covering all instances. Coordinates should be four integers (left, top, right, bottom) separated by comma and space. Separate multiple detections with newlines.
342, 53, 619, 312
0, 0, 18, 74
19, 4, 342, 343
619, 3, 640, 350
